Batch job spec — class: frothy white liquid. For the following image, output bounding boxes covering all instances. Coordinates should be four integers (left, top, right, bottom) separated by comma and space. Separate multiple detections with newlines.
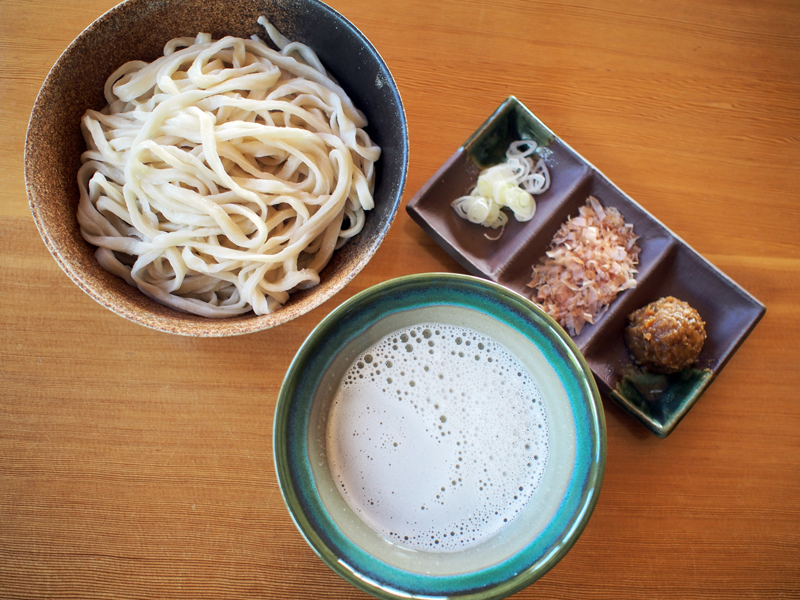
326, 323, 549, 553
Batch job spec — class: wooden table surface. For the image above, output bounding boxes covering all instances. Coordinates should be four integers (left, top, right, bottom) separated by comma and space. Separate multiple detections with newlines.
2, 0, 799, 598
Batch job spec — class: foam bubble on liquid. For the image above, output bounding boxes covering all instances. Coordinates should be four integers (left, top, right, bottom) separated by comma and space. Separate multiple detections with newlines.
326, 323, 549, 553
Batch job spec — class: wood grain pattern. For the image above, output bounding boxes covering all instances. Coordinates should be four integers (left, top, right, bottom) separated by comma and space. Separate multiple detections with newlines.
1, 0, 799, 597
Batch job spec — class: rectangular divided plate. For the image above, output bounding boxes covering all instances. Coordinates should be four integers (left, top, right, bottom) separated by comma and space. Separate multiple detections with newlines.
406, 96, 765, 437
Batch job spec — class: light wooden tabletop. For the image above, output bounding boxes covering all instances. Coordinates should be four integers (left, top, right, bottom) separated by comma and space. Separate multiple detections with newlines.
2, 0, 799, 598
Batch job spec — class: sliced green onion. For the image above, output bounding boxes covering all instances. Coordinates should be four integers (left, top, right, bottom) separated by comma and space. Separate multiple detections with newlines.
451, 140, 550, 239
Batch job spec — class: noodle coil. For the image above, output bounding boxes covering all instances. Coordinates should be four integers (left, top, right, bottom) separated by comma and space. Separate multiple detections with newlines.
77, 17, 380, 318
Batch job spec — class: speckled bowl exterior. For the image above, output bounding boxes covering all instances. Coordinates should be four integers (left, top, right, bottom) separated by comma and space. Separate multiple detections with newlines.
25, 0, 408, 336
274, 273, 606, 600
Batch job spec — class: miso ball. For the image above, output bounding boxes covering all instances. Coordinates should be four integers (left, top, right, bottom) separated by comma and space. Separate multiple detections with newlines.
624, 296, 707, 374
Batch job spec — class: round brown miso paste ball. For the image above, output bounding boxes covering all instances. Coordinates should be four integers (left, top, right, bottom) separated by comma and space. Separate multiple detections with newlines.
624, 296, 707, 374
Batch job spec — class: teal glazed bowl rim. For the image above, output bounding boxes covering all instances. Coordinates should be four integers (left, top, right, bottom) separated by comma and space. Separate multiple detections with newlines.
273, 273, 606, 599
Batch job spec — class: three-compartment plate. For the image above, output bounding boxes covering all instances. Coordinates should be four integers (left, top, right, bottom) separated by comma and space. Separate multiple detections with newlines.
406, 96, 765, 437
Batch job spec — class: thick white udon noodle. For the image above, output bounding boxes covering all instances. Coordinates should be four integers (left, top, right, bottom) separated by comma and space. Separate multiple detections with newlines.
77, 17, 380, 318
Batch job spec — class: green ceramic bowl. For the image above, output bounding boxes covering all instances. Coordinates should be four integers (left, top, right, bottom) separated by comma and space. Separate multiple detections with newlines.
274, 273, 605, 599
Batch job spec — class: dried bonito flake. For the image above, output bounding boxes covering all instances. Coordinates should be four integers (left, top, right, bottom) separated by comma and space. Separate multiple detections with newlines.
527, 196, 640, 336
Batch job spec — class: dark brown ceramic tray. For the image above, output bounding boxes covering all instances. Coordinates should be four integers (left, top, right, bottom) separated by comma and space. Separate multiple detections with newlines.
406, 96, 765, 437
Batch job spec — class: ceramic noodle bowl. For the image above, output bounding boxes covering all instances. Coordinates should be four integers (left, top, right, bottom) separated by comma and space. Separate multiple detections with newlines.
25, 0, 408, 336
274, 273, 606, 599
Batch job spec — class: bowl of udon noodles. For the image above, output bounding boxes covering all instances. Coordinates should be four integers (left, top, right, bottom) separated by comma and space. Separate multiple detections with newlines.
25, 0, 408, 336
